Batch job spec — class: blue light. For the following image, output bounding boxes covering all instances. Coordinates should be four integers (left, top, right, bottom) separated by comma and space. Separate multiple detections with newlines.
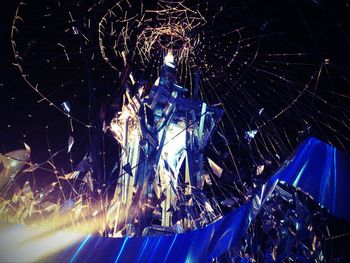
70, 235, 91, 263
163, 235, 178, 262
114, 237, 129, 263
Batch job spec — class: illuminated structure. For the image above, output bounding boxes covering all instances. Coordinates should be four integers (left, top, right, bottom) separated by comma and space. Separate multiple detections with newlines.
1, 0, 350, 260
109, 52, 223, 236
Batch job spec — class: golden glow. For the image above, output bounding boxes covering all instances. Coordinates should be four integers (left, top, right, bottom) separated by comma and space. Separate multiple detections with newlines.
0, 223, 83, 262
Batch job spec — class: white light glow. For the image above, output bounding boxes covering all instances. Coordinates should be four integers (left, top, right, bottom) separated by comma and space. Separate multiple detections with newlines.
164, 52, 175, 68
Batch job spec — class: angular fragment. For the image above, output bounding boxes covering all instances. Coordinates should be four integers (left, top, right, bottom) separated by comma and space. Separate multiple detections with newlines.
0, 149, 30, 188
207, 157, 223, 178
61, 101, 71, 113
256, 165, 265, 175
23, 143, 31, 154
62, 170, 79, 180
67, 135, 74, 153
202, 172, 212, 186
122, 163, 133, 177
244, 129, 258, 143
83, 171, 94, 192
22, 163, 40, 173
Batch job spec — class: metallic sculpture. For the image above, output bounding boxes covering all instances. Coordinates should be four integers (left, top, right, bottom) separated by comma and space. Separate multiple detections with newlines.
109, 52, 223, 236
